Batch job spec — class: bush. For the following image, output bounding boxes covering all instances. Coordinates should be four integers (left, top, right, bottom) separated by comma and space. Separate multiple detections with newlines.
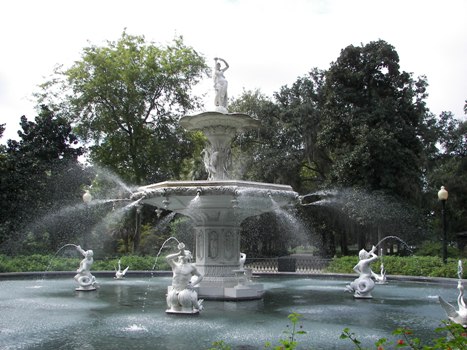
0, 254, 170, 273
325, 255, 465, 279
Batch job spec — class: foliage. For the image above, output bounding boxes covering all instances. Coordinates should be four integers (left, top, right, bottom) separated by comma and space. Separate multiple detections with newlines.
424, 112, 467, 239
210, 312, 307, 350
326, 256, 465, 278
0, 254, 169, 272
210, 312, 466, 350
0, 106, 89, 254
273, 69, 329, 192
36, 31, 209, 185
319, 40, 433, 203
341, 322, 467, 349
264, 312, 307, 350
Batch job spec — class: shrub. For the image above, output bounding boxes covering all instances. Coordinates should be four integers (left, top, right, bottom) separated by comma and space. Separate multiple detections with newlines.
326, 256, 465, 279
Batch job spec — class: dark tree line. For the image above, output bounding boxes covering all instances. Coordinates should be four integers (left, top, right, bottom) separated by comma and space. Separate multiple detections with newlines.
1, 36, 465, 258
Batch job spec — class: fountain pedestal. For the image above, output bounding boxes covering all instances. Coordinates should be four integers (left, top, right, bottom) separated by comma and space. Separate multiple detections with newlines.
136, 180, 296, 300
132, 110, 298, 300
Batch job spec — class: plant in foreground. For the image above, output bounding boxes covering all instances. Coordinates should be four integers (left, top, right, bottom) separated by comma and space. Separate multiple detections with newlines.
209, 312, 307, 350
341, 321, 467, 349
210, 313, 466, 349
264, 312, 307, 350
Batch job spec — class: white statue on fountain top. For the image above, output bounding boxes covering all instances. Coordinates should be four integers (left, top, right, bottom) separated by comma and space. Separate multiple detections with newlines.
345, 245, 379, 298
74, 245, 97, 291
166, 242, 204, 314
213, 57, 229, 113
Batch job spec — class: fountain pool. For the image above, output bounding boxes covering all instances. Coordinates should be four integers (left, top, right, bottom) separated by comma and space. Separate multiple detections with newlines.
0, 275, 455, 349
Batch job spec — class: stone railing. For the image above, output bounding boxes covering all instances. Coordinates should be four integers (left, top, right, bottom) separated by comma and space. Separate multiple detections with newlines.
245, 256, 331, 274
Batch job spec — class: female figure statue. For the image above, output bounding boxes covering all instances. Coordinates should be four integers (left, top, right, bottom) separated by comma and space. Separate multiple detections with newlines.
213, 57, 229, 111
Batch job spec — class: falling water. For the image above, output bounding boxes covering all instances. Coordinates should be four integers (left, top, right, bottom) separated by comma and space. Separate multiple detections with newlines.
93, 165, 136, 195
375, 235, 413, 254
90, 199, 143, 241
153, 212, 176, 233
140, 236, 180, 313
38, 243, 79, 283
152, 236, 181, 270
269, 197, 310, 248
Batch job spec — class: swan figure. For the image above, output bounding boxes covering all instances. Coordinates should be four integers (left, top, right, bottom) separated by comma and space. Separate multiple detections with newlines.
439, 260, 467, 327
115, 259, 129, 279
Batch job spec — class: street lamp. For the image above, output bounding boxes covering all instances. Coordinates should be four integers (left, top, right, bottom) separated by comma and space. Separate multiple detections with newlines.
437, 186, 448, 264
82, 190, 93, 204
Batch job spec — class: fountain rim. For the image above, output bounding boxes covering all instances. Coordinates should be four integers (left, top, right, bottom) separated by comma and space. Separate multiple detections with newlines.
179, 111, 261, 131
0, 271, 461, 286
137, 179, 295, 192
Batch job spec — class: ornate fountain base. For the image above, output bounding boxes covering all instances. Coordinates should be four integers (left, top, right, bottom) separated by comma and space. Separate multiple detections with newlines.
132, 110, 298, 301
199, 280, 264, 300
133, 179, 297, 301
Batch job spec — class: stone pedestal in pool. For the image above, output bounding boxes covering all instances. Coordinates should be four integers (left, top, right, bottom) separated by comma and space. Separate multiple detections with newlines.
131, 111, 298, 300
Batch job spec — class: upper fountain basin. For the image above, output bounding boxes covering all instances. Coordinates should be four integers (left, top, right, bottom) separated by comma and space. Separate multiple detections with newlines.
179, 111, 261, 132
131, 180, 298, 223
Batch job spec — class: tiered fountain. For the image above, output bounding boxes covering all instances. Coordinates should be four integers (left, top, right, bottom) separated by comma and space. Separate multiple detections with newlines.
131, 58, 298, 300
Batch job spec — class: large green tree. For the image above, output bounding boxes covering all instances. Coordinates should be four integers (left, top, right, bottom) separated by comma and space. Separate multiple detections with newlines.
37, 32, 209, 185
0, 106, 88, 253
319, 40, 432, 203
274, 69, 330, 191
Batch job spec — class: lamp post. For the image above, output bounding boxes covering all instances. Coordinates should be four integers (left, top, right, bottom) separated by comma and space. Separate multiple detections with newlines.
437, 186, 448, 264
82, 190, 92, 204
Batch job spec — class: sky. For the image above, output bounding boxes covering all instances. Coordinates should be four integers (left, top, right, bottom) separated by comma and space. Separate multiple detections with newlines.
1, 0, 466, 142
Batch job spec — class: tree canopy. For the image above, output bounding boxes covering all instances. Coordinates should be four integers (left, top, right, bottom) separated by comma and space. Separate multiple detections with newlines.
37, 31, 209, 185
1, 36, 464, 258
319, 40, 432, 203
0, 106, 89, 253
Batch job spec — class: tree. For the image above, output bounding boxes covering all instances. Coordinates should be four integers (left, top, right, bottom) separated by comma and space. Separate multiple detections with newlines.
36, 31, 209, 185
230, 88, 310, 192
319, 40, 431, 203
425, 112, 467, 245
0, 106, 88, 253
274, 69, 330, 191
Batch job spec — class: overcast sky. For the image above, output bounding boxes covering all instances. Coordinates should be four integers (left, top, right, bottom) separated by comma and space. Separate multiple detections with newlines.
1, 0, 466, 142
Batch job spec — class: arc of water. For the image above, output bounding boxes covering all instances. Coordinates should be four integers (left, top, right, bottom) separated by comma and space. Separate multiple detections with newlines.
152, 237, 181, 270
40, 244, 79, 281
374, 235, 413, 254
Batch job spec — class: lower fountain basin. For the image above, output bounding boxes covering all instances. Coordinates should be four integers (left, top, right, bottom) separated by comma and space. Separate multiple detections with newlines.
0, 275, 454, 349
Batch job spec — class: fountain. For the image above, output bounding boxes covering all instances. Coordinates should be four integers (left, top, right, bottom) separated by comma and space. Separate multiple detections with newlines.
2, 56, 464, 349
131, 58, 298, 300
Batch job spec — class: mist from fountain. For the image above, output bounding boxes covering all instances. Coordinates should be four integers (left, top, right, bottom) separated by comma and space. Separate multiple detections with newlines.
91, 165, 137, 196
